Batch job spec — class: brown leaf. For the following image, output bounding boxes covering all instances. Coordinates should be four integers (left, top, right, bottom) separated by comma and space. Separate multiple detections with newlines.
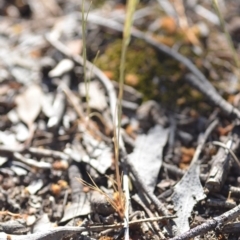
15, 84, 42, 127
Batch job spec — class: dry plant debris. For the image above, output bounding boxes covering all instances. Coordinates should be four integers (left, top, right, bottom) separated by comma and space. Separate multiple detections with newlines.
1, 0, 240, 240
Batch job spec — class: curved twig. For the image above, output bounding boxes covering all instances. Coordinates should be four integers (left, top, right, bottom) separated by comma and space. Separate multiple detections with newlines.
211, 141, 240, 169
84, 13, 240, 120
0, 216, 175, 240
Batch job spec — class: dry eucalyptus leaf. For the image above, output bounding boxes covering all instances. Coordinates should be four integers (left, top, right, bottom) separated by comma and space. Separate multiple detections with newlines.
129, 125, 169, 193
32, 214, 53, 233
15, 84, 42, 127
60, 195, 91, 223
172, 161, 206, 234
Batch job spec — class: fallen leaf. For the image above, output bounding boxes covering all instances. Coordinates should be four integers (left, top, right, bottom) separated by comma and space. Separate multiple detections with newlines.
60, 195, 91, 223
172, 161, 205, 234
32, 214, 53, 233
15, 84, 42, 127
129, 125, 169, 193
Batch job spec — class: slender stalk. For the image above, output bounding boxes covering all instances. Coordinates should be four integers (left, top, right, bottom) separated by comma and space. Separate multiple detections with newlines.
115, 0, 139, 239
116, 0, 138, 200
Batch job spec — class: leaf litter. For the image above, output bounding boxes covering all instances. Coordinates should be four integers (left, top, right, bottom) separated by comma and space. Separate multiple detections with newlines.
172, 160, 205, 234
129, 125, 169, 193
1, 1, 240, 240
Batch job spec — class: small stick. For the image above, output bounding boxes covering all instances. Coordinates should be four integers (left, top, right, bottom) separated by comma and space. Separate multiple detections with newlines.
0, 145, 25, 155
224, 185, 240, 197
132, 194, 166, 239
206, 197, 236, 209
190, 119, 219, 167
205, 140, 233, 193
222, 222, 240, 234
13, 152, 51, 169
0, 211, 22, 218
163, 162, 208, 183
205, 125, 240, 192
27, 147, 70, 160
211, 141, 240, 169
123, 169, 130, 238
184, 73, 240, 119
163, 162, 185, 178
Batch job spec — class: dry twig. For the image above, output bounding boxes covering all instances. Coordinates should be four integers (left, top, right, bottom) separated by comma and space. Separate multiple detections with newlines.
83, 13, 240, 119
0, 216, 175, 240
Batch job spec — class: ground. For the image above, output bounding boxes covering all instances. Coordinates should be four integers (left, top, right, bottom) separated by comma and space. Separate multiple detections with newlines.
0, 0, 240, 239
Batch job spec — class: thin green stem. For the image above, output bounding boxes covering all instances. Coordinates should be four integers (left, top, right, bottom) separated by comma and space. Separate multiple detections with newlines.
114, 0, 138, 237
